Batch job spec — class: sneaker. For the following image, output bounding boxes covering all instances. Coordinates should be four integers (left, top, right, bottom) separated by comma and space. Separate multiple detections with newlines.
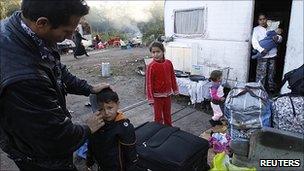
215, 120, 223, 125
84, 102, 91, 107
209, 119, 217, 127
209, 119, 223, 127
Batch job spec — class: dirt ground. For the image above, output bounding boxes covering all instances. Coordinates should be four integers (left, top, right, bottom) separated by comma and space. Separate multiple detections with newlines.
0, 47, 213, 171
65, 47, 150, 122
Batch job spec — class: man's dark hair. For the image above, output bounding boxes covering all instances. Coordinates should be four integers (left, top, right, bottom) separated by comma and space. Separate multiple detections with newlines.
21, 0, 89, 28
209, 70, 223, 82
96, 88, 119, 104
257, 12, 268, 19
149, 41, 165, 52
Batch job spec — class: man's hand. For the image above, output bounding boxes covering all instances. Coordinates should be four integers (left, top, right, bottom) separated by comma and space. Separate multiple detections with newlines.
86, 111, 105, 133
90, 83, 110, 94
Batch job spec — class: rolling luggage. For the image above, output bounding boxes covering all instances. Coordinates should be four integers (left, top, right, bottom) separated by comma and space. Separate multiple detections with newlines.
135, 122, 209, 171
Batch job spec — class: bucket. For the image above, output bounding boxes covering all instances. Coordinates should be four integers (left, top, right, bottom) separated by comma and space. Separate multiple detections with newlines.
101, 62, 110, 77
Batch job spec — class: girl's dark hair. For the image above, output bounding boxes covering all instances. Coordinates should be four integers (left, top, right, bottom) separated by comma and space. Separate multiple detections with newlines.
209, 70, 223, 82
21, 0, 89, 29
96, 88, 119, 104
149, 41, 165, 52
257, 12, 268, 19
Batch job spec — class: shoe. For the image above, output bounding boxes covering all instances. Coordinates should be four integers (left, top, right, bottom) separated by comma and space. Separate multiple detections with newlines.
209, 119, 217, 127
215, 120, 223, 125
209, 119, 223, 127
251, 54, 262, 59
74, 55, 78, 59
85, 102, 91, 107
210, 130, 214, 137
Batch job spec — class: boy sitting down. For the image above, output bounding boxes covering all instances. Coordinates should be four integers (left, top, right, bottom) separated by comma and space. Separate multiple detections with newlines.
86, 88, 139, 171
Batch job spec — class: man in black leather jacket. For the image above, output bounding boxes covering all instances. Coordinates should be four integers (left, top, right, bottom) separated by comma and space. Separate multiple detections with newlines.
0, 0, 108, 170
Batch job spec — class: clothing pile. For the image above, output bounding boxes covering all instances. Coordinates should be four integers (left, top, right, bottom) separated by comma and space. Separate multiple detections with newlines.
176, 78, 211, 104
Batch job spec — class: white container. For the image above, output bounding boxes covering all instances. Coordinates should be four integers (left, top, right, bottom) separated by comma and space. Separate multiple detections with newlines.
101, 62, 110, 77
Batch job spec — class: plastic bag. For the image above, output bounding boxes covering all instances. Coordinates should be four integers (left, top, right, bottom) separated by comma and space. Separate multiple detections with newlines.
76, 141, 88, 159
224, 82, 271, 142
210, 152, 229, 171
210, 152, 256, 171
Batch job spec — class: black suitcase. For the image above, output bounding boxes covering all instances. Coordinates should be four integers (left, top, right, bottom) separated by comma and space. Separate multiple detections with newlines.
135, 122, 209, 171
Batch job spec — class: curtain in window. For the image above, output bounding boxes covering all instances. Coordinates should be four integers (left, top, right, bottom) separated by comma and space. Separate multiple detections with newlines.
175, 9, 204, 34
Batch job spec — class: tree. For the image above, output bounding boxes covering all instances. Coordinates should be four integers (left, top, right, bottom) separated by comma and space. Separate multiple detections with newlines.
138, 2, 164, 45
0, 0, 21, 20
85, 1, 164, 43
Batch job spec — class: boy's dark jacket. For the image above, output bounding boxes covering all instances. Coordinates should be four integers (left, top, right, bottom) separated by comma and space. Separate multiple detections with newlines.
0, 12, 92, 168
87, 112, 138, 171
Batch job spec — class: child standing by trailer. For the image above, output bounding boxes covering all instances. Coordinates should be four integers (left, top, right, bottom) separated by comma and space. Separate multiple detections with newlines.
146, 41, 179, 126
209, 70, 225, 127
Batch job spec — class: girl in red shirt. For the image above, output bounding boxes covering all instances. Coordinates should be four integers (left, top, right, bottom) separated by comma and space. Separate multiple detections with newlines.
146, 41, 179, 126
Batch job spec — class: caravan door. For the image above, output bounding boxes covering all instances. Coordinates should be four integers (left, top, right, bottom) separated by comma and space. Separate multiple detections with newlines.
164, 0, 255, 84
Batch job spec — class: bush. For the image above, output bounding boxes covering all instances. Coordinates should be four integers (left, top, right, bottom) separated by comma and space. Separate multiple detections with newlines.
0, 0, 20, 20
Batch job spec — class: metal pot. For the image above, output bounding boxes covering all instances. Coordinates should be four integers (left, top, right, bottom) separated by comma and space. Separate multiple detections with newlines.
175, 70, 189, 78
189, 75, 206, 82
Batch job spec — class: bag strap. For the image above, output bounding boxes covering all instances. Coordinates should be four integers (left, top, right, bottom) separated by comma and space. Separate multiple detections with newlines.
244, 85, 266, 91
271, 105, 274, 127
288, 96, 297, 117
231, 85, 266, 93
274, 93, 300, 117
230, 87, 267, 102
276, 92, 300, 98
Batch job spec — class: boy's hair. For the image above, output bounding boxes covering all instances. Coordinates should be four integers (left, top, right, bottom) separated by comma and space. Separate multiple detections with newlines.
149, 41, 165, 52
209, 70, 223, 82
96, 88, 119, 104
21, 0, 89, 29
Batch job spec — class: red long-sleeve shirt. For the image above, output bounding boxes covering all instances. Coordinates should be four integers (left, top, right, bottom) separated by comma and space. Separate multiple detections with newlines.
146, 59, 179, 103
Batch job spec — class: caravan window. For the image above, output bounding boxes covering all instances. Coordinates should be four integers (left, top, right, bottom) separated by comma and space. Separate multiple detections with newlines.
174, 8, 205, 35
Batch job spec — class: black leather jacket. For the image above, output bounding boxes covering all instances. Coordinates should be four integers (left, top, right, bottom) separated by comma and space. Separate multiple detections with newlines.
0, 12, 92, 169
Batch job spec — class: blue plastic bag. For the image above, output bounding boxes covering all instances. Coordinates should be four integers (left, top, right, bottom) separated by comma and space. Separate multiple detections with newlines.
76, 140, 88, 159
